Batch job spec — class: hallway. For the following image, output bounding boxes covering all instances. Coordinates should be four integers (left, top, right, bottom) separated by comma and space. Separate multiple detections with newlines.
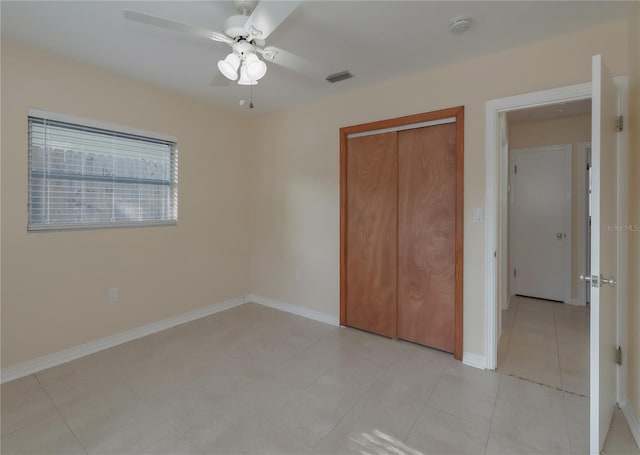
498, 296, 589, 397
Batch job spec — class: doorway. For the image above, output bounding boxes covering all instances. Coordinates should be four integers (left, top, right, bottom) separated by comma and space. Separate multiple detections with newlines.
485, 57, 629, 454
498, 100, 592, 399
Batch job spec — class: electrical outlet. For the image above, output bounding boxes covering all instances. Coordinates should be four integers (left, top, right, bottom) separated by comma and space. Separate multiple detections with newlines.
109, 288, 118, 303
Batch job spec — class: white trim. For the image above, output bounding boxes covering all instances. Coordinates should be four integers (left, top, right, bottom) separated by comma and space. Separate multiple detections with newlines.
621, 402, 640, 451
27, 108, 177, 143
346, 117, 455, 138
0, 295, 249, 384
247, 294, 340, 326
500, 113, 510, 313
485, 101, 499, 371
590, 55, 603, 454
485, 81, 593, 372
462, 352, 486, 370
485, 76, 628, 371
614, 76, 629, 409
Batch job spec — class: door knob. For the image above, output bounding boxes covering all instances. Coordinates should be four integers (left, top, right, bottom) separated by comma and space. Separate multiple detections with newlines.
600, 275, 617, 287
556, 232, 565, 239
579, 275, 590, 282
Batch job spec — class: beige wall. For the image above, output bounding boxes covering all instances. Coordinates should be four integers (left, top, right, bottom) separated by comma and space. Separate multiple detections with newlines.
0, 41, 252, 367
0, 17, 634, 371
248, 19, 628, 359
626, 2, 640, 423
508, 114, 591, 303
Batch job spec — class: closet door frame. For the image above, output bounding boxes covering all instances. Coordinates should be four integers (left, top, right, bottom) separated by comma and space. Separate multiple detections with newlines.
340, 106, 464, 361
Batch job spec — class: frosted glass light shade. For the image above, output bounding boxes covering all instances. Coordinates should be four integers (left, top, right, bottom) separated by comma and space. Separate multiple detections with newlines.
245, 53, 267, 81
237, 63, 258, 85
217, 53, 240, 80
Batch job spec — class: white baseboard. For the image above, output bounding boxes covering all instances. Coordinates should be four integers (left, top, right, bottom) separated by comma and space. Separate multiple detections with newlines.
247, 294, 340, 327
622, 401, 640, 451
463, 352, 486, 370
0, 295, 249, 384
4, 293, 472, 384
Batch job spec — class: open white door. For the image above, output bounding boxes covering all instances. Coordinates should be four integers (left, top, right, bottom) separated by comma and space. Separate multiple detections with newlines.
589, 54, 619, 454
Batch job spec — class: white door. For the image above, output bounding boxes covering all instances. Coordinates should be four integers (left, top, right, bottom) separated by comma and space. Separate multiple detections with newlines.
512, 145, 571, 302
589, 54, 619, 454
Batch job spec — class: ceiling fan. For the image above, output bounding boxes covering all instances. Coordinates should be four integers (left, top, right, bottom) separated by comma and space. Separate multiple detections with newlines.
124, 0, 323, 86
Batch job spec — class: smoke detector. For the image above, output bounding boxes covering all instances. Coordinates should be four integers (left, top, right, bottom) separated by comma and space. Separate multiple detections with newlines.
450, 16, 471, 33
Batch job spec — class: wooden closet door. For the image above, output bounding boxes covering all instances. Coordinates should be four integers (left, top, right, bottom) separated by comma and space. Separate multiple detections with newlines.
345, 132, 397, 338
398, 124, 456, 352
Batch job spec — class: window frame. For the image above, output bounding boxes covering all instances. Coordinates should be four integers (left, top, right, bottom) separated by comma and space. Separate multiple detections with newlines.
27, 108, 178, 232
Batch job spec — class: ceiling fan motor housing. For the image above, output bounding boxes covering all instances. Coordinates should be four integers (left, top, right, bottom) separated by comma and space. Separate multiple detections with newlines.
224, 15, 250, 39
232, 40, 254, 57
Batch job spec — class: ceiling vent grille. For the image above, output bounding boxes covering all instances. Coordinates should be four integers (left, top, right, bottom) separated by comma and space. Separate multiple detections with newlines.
326, 71, 353, 83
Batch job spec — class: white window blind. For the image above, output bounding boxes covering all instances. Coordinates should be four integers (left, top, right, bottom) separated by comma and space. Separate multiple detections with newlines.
28, 113, 178, 231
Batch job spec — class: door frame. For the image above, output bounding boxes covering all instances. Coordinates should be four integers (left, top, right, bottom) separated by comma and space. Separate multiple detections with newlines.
485, 76, 628, 405
509, 144, 573, 305
485, 81, 591, 371
577, 141, 592, 306
340, 106, 465, 360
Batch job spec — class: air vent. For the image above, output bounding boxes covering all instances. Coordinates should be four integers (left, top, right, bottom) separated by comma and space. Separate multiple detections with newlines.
326, 71, 353, 83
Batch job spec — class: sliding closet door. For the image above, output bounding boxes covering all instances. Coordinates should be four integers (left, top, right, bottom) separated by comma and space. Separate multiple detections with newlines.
345, 132, 398, 338
398, 124, 456, 352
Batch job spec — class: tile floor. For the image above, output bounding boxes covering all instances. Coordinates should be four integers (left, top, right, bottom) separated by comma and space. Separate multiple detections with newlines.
498, 296, 589, 397
604, 409, 640, 455
0, 302, 637, 455
497, 295, 640, 455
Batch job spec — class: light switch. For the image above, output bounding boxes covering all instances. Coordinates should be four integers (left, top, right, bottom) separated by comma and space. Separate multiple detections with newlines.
472, 208, 483, 224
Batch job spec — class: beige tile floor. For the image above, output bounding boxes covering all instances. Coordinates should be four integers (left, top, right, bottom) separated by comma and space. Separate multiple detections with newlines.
498, 296, 589, 397
604, 409, 640, 455
498, 295, 639, 455
0, 301, 637, 455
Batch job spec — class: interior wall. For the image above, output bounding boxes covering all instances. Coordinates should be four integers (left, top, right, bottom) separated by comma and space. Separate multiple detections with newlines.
0, 17, 634, 371
0, 40, 252, 367
248, 19, 628, 360
626, 1, 640, 425
508, 114, 591, 304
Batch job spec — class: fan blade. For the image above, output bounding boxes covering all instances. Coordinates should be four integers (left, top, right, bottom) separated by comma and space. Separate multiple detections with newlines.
243, 1, 302, 40
124, 10, 233, 44
211, 71, 231, 87
258, 46, 327, 81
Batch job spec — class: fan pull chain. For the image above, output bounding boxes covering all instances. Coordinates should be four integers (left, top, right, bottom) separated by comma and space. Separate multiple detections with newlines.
250, 83, 254, 109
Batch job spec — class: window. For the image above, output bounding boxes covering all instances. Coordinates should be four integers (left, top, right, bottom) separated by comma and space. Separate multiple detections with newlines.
28, 110, 177, 231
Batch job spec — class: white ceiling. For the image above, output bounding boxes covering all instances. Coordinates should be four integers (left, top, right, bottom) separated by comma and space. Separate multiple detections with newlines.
1, 1, 631, 114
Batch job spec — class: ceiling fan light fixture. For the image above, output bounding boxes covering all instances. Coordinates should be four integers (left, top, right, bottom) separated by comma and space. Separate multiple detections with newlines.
245, 53, 267, 80
218, 53, 241, 80
237, 63, 258, 85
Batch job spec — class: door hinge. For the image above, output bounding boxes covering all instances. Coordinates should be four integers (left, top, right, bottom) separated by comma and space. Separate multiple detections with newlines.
514, 165, 517, 174
616, 115, 623, 132
514, 269, 517, 278
616, 346, 622, 366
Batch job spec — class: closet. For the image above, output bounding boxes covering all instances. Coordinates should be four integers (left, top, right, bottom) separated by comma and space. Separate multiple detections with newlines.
340, 107, 464, 359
